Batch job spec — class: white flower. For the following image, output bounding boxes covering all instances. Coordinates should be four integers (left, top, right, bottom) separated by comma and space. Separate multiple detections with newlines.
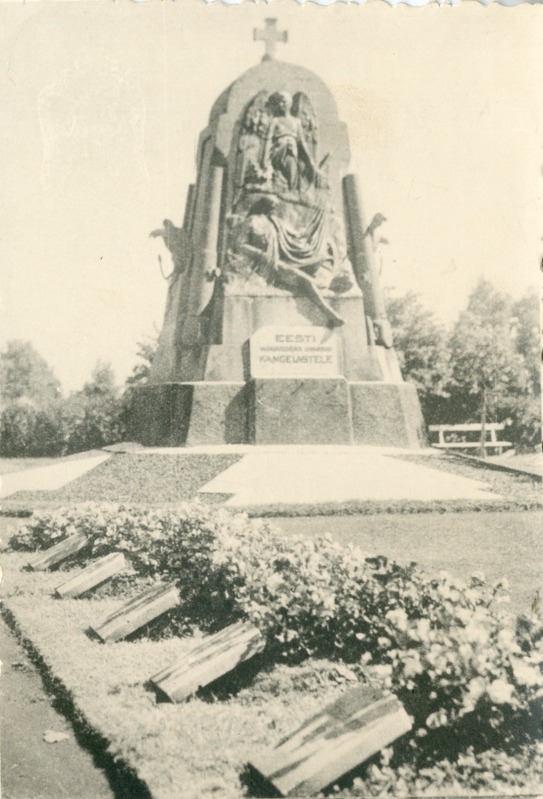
386, 608, 409, 632
371, 664, 393, 681
467, 676, 487, 703
265, 573, 283, 593
511, 658, 543, 688
464, 621, 490, 647
497, 627, 516, 651
403, 655, 423, 678
487, 679, 515, 705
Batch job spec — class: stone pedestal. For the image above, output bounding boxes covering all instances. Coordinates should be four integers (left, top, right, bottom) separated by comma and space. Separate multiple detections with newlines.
134, 379, 426, 448
135, 382, 248, 447
248, 378, 352, 445
350, 382, 426, 448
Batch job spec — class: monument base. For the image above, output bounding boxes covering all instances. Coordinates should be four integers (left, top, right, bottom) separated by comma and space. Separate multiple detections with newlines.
134, 380, 426, 448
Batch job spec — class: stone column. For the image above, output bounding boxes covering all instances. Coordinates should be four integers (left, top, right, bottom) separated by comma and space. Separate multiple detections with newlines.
342, 173, 393, 348
190, 164, 224, 319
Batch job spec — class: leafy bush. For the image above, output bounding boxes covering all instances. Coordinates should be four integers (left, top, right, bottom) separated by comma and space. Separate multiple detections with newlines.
0, 402, 64, 457
10, 502, 543, 771
504, 396, 542, 453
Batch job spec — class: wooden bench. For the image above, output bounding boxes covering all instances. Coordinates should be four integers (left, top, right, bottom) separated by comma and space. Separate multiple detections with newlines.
429, 423, 512, 454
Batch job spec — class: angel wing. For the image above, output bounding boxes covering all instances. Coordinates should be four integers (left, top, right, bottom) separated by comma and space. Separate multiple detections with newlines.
292, 92, 319, 160
234, 90, 271, 191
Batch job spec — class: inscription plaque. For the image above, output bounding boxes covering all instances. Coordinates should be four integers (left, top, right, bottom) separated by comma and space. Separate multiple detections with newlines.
250, 326, 340, 379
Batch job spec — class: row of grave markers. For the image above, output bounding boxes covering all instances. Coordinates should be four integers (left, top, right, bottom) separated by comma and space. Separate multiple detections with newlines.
28, 533, 412, 797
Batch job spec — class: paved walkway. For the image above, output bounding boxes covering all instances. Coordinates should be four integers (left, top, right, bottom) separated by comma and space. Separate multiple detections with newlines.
0, 445, 503, 507
198, 445, 500, 506
0, 454, 111, 499
0, 615, 114, 799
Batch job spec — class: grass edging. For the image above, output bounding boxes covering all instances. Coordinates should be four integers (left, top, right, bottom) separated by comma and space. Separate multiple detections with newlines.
0, 601, 153, 799
239, 498, 543, 518
4, 498, 541, 521
442, 450, 542, 480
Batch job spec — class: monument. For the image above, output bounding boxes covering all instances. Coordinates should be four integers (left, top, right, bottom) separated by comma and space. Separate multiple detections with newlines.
136, 20, 426, 447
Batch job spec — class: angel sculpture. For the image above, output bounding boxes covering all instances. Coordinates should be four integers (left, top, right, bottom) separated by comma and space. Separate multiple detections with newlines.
263, 91, 323, 192
236, 90, 326, 196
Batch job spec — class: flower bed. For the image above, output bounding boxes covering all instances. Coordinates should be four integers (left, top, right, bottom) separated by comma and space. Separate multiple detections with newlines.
8, 502, 543, 796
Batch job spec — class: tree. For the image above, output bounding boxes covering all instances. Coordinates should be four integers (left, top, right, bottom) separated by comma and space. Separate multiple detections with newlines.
449, 279, 527, 454
0, 340, 61, 405
124, 338, 157, 389
63, 362, 125, 452
120, 338, 158, 440
512, 290, 540, 397
0, 341, 64, 456
508, 290, 541, 452
385, 290, 452, 424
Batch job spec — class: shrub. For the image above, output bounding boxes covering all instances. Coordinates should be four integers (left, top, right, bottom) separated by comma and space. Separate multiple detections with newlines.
10, 502, 543, 769
0, 402, 64, 457
505, 396, 542, 453
61, 393, 125, 453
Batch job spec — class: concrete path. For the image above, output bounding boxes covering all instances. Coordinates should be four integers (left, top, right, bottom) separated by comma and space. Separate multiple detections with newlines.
0, 615, 114, 799
198, 446, 500, 506
0, 454, 111, 499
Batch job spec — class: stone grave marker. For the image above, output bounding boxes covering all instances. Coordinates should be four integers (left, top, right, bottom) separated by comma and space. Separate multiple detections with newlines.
54, 552, 128, 599
90, 582, 180, 643
28, 533, 90, 571
149, 621, 265, 702
248, 685, 412, 796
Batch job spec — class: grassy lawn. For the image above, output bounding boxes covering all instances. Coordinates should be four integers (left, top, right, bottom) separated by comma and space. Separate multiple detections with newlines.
1, 450, 541, 516
1, 454, 239, 513
270, 511, 542, 619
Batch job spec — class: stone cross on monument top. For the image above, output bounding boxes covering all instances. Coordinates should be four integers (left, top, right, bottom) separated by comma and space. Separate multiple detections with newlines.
253, 18, 288, 62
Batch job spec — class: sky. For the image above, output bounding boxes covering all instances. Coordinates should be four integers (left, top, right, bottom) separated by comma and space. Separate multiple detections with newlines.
1, 0, 542, 392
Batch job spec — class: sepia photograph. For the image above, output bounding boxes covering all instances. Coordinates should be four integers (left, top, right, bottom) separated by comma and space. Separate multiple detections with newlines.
0, 1, 542, 797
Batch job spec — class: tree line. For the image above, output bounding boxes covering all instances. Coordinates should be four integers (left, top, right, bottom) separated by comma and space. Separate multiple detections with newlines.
387, 279, 540, 452
0, 279, 539, 457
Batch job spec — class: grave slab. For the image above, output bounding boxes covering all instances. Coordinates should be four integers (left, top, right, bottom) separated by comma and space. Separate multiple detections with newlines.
54, 553, 128, 599
149, 621, 265, 703
90, 583, 180, 643
248, 686, 412, 796
28, 533, 90, 572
